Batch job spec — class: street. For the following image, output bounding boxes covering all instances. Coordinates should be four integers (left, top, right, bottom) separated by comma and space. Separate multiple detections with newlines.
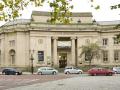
0, 74, 120, 90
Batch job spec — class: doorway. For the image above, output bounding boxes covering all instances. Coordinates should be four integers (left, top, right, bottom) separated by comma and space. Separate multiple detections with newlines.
59, 53, 67, 68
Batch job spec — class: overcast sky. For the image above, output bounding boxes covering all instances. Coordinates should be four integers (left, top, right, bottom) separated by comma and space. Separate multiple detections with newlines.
0, 0, 120, 25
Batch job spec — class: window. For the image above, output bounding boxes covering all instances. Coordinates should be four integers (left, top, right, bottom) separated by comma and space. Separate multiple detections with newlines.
102, 38, 108, 45
38, 51, 44, 61
41, 68, 46, 70
102, 50, 108, 62
9, 50, 15, 65
114, 50, 119, 61
9, 40, 15, 46
47, 68, 53, 70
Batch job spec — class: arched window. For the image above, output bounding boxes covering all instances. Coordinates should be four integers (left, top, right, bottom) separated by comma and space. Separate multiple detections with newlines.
9, 49, 15, 65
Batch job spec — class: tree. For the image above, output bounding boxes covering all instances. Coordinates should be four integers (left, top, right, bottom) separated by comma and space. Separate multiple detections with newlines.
0, 0, 73, 24
80, 43, 100, 67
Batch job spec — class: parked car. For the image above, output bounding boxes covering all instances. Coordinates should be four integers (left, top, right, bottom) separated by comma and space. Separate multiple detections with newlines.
2, 68, 22, 75
88, 68, 114, 76
64, 66, 83, 74
113, 67, 120, 74
37, 67, 58, 75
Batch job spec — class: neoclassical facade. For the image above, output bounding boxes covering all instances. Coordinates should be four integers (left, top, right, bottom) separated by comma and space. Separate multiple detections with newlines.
0, 11, 120, 69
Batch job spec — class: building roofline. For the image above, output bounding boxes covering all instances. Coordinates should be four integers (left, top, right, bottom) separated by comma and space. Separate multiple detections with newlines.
32, 11, 93, 17
0, 19, 31, 27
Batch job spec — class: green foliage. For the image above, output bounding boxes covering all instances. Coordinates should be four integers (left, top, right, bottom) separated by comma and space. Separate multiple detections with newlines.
114, 33, 120, 43
111, 4, 120, 10
90, 0, 100, 10
0, 0, 29, 21
80, 43, 100, 66
95, 5, 100, 10
48, 0, 73, 24
0, 0, 73, 24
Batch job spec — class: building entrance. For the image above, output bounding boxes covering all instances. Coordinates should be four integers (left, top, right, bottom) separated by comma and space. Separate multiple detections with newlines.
59, 53, 67, 68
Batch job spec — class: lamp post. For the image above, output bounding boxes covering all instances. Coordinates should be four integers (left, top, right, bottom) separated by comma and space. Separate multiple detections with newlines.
30, 50, 34, 74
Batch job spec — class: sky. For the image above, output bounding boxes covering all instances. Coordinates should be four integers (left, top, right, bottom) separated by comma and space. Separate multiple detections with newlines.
0, 0, 120, 25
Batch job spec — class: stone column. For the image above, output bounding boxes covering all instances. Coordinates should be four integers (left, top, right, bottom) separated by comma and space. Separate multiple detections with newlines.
1, 34, 5, 66
71, 37, 76, 66
53, 37, 58, 66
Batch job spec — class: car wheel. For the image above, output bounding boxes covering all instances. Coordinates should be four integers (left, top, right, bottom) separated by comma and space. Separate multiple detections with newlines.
6, 72, 9, 75
115, 71, 117, 74
78, 71, 82, 74
38, 72, 42, 75
16, 72, 19, 75
66, 71, 70, 74
109, 73, 112, 76
52, 71, 56, 75
93, 73, 97, 76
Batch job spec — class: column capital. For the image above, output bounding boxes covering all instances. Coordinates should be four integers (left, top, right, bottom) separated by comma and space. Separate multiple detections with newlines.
52, 36, 58, 40
71, 36, 76, 40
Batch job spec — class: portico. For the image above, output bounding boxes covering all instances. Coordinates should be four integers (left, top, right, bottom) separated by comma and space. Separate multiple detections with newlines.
52, 36, 77, 68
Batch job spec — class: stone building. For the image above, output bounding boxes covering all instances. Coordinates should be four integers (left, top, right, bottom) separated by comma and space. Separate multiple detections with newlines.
0, 11, 120, 69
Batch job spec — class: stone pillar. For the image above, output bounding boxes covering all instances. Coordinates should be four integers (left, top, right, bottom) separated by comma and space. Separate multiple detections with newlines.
71, 37, 76, 66
53, 37, 58, 67
1, 34, 5, 66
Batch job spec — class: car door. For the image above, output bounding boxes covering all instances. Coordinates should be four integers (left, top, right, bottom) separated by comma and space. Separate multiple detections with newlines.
94, 68, 101, 75
73, 67, 78, 74
117, 67, 120, 73
100, 69, 106, 75
69, 67, 74, 73
46, 67, 53, 74
4, 69, 9, 75
96, 68, 102, 75
41, 68, 46, 74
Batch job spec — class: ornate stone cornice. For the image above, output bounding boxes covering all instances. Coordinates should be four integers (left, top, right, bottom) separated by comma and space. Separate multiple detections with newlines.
0, 21, 120, 34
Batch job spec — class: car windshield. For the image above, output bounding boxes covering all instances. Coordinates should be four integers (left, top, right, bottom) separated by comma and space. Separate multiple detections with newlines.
114, 67, 120, 69
73, 67, 77, 69
5, 68, 16, 71
39, 67, 54, 70
65, 67, 72, 69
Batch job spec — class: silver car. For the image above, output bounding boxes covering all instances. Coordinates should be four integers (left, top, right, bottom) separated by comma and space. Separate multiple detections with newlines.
64, 66, 83, 74
113, 67, 120, 74
37, 67, 58, 75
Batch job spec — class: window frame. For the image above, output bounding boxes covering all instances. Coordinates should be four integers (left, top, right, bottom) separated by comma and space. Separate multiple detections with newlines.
102, 50, 108, 62
102, 38, 108, 45
38, 51, 44, 62
114, 50, 120, 61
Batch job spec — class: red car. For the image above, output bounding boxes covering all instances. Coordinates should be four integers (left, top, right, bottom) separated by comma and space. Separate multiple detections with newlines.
88, 68, 115, 76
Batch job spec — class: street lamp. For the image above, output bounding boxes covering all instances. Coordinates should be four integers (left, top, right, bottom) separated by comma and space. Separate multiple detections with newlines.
30, 50, 34, 74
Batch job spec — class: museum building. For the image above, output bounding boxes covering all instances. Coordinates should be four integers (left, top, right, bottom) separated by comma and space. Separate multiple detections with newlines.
0, 11, 120, 69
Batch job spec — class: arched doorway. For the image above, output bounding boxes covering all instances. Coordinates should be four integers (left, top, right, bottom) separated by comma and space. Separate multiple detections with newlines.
59, 53, 67, 68
9, 49, 15, 65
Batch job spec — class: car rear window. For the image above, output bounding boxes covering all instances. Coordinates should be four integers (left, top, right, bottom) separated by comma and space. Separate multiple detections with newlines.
65, 67, 72, 69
